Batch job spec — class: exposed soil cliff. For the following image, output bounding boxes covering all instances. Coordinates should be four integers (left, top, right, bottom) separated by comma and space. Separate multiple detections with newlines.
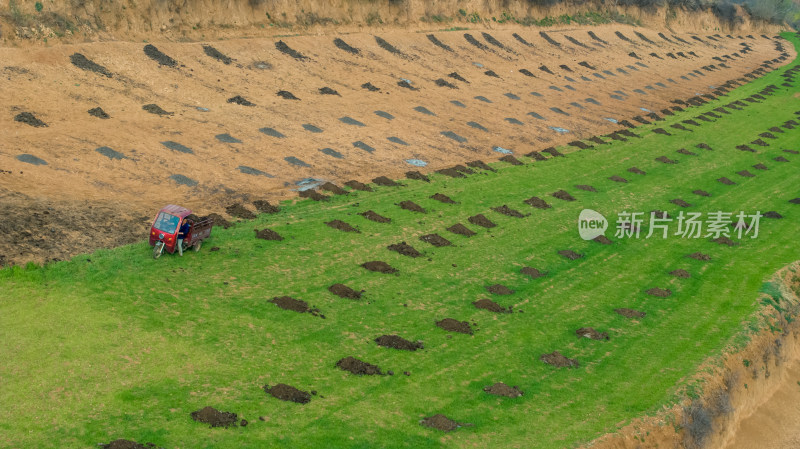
0, 0, 788, 44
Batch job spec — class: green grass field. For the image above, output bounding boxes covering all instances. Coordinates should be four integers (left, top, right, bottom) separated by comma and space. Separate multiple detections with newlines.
1, 33, 799, 449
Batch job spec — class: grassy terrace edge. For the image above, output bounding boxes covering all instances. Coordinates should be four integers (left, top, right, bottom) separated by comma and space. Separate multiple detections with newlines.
0, 32, 799, 449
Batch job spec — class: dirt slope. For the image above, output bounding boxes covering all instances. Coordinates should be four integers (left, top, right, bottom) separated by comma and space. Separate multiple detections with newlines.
0, 25, 791, 265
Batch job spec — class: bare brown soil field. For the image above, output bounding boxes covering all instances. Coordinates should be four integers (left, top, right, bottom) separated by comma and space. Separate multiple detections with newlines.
1, 24, 792, 266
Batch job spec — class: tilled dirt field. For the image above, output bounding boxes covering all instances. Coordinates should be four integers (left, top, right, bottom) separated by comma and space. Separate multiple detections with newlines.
1, 25, 792, 265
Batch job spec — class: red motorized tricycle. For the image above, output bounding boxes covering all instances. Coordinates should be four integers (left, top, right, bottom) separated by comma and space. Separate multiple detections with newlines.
149, 205, 213, 259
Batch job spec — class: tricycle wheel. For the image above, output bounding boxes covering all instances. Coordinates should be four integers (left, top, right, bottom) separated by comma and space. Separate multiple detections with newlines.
193, 241, 202, 252
152, 242, 165, 259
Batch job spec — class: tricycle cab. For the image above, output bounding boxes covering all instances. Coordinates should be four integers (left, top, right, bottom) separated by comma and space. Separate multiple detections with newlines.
149, 205, 193, 255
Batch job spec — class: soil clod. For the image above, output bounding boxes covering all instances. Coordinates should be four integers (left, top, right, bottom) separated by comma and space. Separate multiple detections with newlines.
670, 269, 691, 278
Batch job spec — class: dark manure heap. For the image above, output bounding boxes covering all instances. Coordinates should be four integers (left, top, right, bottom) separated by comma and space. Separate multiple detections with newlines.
227, 203, 256, 219
325, 220, 359, 233
264, 383, 311, 404
359, 210, 390, 223
255, 228, 284, 241
270, 296, 313, 313
276, 40, 308, 60
484, 382, 523, 398
190, 406, 238, 428
375, 36, 407, 57
430, 193, 455, 204
486, 284, 514, 295
521, 267, 547, 278
142, 104, 172, 116
14, 112, 47, 127
227, 95, 255, 106
468, 214, 496, 228
388, 242, 422, 258
88, 107, 110, 119
551, 190, 575, 201
492, 205, 527, 218
299, 190, 330, 202
375, 335, 423, 351
374, 176, 401, 187
447, 224, 475, 237
202, 45, 233, 64
420, 414, 467, 432
346, 180, 373, 192
435, 318, 473, 335
328, 283, 362, 300
540, 351, 579, 368
473, 298, 512, 313
558, 250, 583, 260
406, 171, 430, 182
361, 261, 398, 274
333, 38, 360, 55
277, 90, 300, 100
576, 327, 609, 340
144, 44, 177, 67
419, 234, 452, 247
70, 53, 113, 77
336, 356, 383, 375
525, 197, 551, 209
399, 201, 426, 213
646, 287, 672, 297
